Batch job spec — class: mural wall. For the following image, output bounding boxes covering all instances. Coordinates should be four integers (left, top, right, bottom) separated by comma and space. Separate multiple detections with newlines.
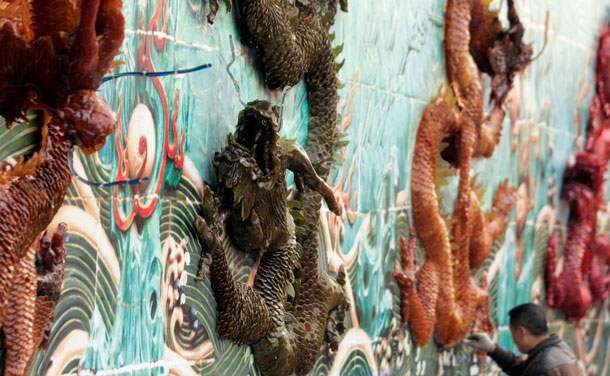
2, 0, 610, 374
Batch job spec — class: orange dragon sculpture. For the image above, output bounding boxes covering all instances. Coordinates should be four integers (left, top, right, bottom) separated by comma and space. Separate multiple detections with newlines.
0, 0, 124, 374
395, 0, 532, 347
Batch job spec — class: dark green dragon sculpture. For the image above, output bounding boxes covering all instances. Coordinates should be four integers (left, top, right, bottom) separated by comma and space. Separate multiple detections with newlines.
196, 101, 347, 375
197, 1, 349, 374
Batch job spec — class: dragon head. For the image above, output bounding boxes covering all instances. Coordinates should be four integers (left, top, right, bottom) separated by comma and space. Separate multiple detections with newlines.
486, 0, 533, 104
57, 90, 117, 154
234, 100, 282, 177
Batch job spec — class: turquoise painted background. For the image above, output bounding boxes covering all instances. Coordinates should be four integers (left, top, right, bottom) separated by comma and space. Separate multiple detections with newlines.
1, 0, 610, 374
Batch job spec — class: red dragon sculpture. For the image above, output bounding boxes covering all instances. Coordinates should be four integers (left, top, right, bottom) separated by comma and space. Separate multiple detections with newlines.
546, 25, 610, 321
0, 1, 124, 373
3, 224, 67, 375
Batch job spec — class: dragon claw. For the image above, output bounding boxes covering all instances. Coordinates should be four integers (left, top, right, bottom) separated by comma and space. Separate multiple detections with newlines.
325, 294, 348, 352
336, 264, 347, 286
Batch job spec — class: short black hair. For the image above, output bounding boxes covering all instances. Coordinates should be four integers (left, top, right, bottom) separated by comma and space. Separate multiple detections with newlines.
509, 303, 549, 336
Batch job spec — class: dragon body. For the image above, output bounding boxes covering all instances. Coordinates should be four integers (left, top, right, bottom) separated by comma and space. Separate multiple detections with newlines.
196, 101, 345, 376
236, 4, 351, 369
395, 0, 531, 347
546, 26, 610, 321
2, 224, 67, 376
0, 117, 71, 327
0, 1, 123, 373
198, 1, 349, 374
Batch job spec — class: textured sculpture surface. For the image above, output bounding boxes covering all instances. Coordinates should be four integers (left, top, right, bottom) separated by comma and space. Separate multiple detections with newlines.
2, 0, 610, 375
199, 1, 350, 374
546, 25, 610, 321
2, 224, 67, 376
395, 0, 531, 347
196, 101, 346, 376
0, 1, 123, 374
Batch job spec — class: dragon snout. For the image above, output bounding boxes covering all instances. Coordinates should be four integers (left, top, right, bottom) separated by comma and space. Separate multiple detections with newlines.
61, 90, 116, 154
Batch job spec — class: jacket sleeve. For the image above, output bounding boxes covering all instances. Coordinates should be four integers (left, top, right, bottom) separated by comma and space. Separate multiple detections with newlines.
488, 345, 528, 376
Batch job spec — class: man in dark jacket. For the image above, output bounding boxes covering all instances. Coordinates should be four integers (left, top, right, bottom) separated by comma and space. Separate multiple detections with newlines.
464, 303, 582, 375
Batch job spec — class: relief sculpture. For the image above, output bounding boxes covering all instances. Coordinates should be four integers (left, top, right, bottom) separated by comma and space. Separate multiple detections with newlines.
198, 1, 351, 374
0, 1, 123, 374
546, 24, 610, 322
195, 101, 347, 376
395, 0, 533, 347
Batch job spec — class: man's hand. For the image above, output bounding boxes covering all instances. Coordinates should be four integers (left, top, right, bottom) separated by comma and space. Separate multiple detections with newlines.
463, 333, 495, 353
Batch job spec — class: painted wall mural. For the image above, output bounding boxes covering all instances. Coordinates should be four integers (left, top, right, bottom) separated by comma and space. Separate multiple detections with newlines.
2, 0, 610, 375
